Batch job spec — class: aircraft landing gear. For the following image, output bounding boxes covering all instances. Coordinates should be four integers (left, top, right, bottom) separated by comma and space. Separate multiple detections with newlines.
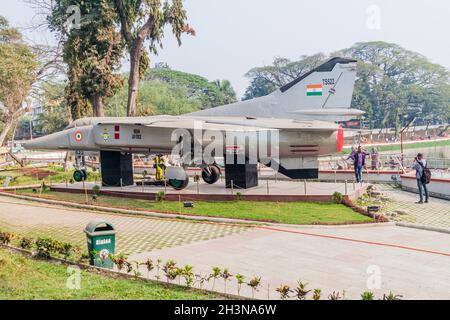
164, 164, 190, 190
168, 177, 189, 190
73, 169, 87, 182
201, 165, 221, 184
73, 151, 87, 182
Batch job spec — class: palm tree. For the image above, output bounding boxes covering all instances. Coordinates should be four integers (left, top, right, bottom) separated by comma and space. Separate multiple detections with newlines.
214, 80, 237, 104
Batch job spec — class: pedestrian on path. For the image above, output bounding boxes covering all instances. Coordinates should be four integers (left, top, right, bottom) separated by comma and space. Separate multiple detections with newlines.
370, 147, 378, 170
347, 146, 368, 183
412, 153, 429, 204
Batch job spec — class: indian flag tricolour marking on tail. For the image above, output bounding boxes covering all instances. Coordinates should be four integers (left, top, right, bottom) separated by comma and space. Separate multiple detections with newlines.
306, 84, 323, 96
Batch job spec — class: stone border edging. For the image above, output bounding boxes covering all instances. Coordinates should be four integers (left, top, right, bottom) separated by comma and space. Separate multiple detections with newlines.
395, 222, 450, 235
50, 185, 354, 203
0, 191, 259, 226
0, 244, 247, 300
0, 191, 392, 228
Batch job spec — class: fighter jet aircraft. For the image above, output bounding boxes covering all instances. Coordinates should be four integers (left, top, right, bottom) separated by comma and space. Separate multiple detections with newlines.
25, 57, 360, 190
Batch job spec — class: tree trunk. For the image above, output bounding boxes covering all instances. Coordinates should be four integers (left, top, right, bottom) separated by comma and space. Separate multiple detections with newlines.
0, 119, 14, 147
92, 93, 105, 117
127, 43, 142, 116
126, 18, 154, 117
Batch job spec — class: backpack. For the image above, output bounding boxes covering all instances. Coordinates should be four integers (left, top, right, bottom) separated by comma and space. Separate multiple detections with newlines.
417, 161, 431, 184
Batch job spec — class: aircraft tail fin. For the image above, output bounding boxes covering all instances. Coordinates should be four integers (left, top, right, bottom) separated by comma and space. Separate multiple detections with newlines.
187, 57, 359, 121
276, 57, 358, 113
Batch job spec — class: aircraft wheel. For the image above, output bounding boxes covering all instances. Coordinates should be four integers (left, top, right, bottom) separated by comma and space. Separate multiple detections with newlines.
168, 177, 189, 190
201, 165, 221, 184
73, 170, 85, 182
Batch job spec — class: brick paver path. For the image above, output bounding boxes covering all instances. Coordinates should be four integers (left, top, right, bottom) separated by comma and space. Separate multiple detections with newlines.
374, 184, 450, 229
0, 197, 249, 254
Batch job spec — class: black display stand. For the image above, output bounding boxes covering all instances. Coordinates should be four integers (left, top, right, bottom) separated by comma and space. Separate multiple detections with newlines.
225, 156, 258, 189
100, 151, 134, 187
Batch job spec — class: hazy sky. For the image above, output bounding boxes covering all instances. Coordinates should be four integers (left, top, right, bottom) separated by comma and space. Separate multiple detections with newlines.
2, 0, 450, 97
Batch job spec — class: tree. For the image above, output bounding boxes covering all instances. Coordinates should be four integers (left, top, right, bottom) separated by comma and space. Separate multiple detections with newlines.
137, 81, 201, 115
105, 77, 202, 117
0, 17, 37, 146
146, 67, 237, 108
49, 0, 124, 118
113, 0, 195, 116
242, 76, 276, 101
244, 43, 450, 129
333, 41, 450, 129
245, 53, 327, 88
213, 80, 237, 105
35, 83, 71, 135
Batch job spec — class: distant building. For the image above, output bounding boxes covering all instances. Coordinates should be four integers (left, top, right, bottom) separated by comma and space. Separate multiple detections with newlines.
31, 101, 43, 128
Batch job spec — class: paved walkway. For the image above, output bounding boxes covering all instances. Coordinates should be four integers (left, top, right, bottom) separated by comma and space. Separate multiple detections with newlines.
131, 223, 450, 300
0, 195, 449, 299
375, 184, 450, 229
0, 198, 248, 254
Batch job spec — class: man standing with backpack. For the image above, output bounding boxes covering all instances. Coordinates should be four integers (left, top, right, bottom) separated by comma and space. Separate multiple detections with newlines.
412, 153, 430, 204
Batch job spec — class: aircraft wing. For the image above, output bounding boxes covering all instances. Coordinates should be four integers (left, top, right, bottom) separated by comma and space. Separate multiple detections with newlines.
98, 118, 268, 132
98, 116, 340, 132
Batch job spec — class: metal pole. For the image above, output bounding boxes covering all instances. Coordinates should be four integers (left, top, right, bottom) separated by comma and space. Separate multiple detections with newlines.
29, 117, 33, 140
83, 179, 88, 204
303, 180, 307, 195
120, 178, 123, 190
231, 180, 234, 195
266, 180, 269, 195
400, 132, 403, 165
345, 180, 348, 195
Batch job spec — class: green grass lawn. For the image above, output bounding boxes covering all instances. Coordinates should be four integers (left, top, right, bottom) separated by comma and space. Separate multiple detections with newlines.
0, 247, 222, 300
0, 166, 101, 187
14, 189, 372, 225
343, 137, 450, 153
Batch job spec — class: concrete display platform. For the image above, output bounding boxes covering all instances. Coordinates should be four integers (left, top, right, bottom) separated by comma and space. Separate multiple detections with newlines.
133, 166, 402, 183
50, 180, 368, 202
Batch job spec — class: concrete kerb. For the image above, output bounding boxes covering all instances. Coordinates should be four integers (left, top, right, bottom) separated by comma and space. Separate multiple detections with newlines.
0, 191, 394, 230
0, 244, 247, 300
0, 191, 258, 227
396, 222, 450, 235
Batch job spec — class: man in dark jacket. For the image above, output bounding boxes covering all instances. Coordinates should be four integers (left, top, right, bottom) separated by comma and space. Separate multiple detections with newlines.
412, 153, 429, 204
348, 146, 368, 183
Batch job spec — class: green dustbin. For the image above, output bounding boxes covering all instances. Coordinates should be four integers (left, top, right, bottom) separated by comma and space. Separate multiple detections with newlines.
84, 219, 116, 269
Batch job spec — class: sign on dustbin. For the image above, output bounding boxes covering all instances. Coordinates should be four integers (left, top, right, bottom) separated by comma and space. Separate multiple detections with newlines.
84, 219, 116, 269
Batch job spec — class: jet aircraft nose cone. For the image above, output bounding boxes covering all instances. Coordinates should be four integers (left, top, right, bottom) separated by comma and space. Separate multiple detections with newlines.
23, 131, 68, 150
